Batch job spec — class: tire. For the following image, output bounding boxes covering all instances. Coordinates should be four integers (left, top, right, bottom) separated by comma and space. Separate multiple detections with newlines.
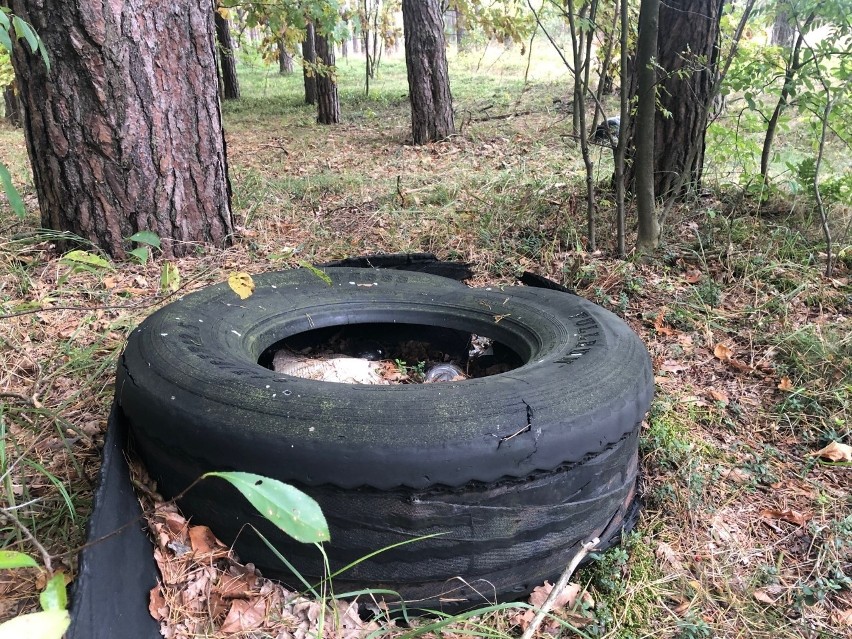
117, 267, 652, 609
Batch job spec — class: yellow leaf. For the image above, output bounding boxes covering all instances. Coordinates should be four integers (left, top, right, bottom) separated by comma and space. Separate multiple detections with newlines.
159, 261, 180, 294
228, 272, 255, 300
217, 7, 230, 19
777, 376, 794, 391
713, 343, 733, 361
812, 441, 852, 462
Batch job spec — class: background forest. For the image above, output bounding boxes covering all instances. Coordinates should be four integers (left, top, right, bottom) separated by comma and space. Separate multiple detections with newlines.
0, 1, 850, 638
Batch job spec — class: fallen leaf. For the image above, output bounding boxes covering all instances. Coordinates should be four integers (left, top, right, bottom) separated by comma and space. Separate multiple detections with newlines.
710, 514, 735, 543
189, 525, 226, 555
529, 580, 581, 610
228, 272, 255, 300
777, 377, 794, 391
220, 598, 266, 633
148, 584, 167, 621
659, 360, 687, 373
707, 388, 729, 404
831, 608, 852, 626
812, 441, 852, 462
721, 467, 752, 484
713, 343, 733, 362
655, 542, 684, 572
759, 508, 808, 526
672, 599, 691, 615
753, 586, 784, 604
684, 269, 702, 284
654, 312, 676, 336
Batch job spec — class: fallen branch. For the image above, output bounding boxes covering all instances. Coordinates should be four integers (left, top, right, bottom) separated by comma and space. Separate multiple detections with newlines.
469, 109, 534, 122
519, 537, 599, 639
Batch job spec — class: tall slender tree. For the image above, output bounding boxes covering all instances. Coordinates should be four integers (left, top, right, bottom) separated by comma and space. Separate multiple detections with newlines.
303, 22, 317, 105
401, 0, 454, 144
635, 0, 661, 252
215, 11, 240, 100
8, 0, 233, 258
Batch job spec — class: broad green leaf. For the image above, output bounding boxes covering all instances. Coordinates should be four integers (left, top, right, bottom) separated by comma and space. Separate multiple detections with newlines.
0, 610, 70, 639
228, 271, 255, 299
60, 249, 114, 271
39, 574, 67, 612
0, 27, 12, 53
127, 246, 149, 265
11, 16, 37, 53
205, 472, 329, 544
298, 261, 332, 286
0, 551, 38, 569
159, 261, 180, 293
127, 230, 161, 249
0, 11, 10, 32
38, 40, 50, 72
0, 163, 25, 218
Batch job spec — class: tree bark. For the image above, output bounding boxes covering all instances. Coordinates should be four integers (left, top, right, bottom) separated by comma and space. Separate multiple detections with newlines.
401, 0, 455, 144
635, 0, 660, 252
303, 23, 317, 105
7, 0, 233, 259
627, 0, 724, 201
771, 9, 794, 48
278, 39, 294, 75
314, 33, 340, 125
215, 11, 240, 100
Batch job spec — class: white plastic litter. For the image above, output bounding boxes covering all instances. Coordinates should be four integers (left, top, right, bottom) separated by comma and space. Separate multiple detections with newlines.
273, 351, 390, 384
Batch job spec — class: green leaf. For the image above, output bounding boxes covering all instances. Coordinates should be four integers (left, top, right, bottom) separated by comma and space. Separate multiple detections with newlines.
11, 16, 37, 53
39, 42, 50, 72
0, 163, 25, 218
0, 11, 10, 32
60, 249, 114, 271
0, 27, 12, 53
127, 247, 149, 265
298, 260, 332, 286
159, 261, 180, 293
0, 610, 70, 639
127, 230, 161, 249
39, 574, 67, 612
0, 551, 39, 570
204, 472, 330, 544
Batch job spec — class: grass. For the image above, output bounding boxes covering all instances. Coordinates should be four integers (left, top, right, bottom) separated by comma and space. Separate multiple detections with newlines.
1, 42, 851, 637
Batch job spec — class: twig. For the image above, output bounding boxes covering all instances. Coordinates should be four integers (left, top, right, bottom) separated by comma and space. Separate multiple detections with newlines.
469, 109, 534, 122
0, 509, 54, 573
519, 537, 599, 639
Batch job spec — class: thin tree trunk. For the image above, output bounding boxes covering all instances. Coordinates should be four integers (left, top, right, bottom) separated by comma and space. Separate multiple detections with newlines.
635, 0, 661, 252
7, 0, 233, 259
3, 83, 21, 127
401, 0, 455, 144
314, 33, 340, 125
760, 13, 815, 180
278, 39, 294, 75
303, 23, 317, 105
615, 0, 629, 258
215, 12, 240, 100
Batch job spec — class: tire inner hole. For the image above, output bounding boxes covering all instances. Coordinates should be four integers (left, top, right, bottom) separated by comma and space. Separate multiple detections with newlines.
258, 323, 524, 383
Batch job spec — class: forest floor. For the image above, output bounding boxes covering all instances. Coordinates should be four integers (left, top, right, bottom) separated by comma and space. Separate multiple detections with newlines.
0, 48, 850, 638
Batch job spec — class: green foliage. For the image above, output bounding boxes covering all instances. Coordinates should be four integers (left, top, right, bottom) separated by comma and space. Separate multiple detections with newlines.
0, 552, 70, 639
204, 471, 330, 543
126, 230, 161, 265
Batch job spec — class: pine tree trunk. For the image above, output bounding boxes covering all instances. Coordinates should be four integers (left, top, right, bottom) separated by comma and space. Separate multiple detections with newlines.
401, 0, 455, 144
278, 39, 294, 75
303, 23, 317, 105
314, 33, 340, 125
635, 0, 661, 252
7, 0, 233, 259
215, 12, 240, 100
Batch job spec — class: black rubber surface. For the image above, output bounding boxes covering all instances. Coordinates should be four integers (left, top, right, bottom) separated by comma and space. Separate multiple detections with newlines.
67, 406, 160, 639
115, 267, 653, 608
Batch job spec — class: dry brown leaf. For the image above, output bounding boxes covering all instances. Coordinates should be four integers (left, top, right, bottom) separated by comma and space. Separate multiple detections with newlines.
759, 508, 808, 526
655, 542, 684, 572
713, 343, 733, 362
777, 376, 794, 391
831, 608, 852, 626
684, 269, 702, 284
812, 441, 852, 462
148, 584, 167, 621
215, 571, 257, 599
672, 599, 691, 615
220, 598, 266, 633
162, 511, 188, 538
753, 585, 785, 605
188, 525, 226, 556
529, 580, 581, 610
659, 360, 688, 373
707, 388, 729, 404
721, 467, 752, 484
654, 312, 676, 336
